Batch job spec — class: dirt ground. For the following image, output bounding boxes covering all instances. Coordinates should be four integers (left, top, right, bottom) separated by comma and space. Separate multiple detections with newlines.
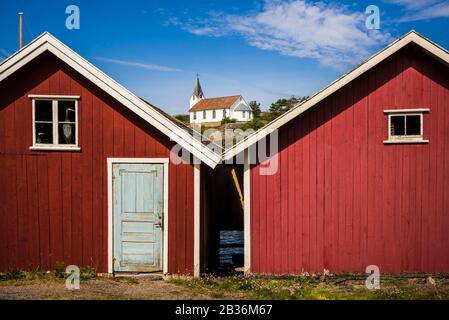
1, 273, 449, 300
0, 276, 212, 300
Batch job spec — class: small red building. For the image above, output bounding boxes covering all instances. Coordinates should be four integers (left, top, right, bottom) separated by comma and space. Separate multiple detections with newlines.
225, 31, 449, 275
0, 33, 221, 275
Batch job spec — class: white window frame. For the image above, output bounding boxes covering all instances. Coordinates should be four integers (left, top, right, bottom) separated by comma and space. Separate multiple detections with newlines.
212, 110, 216, 119
384, 108, 429, 144
29, 95, 81, 151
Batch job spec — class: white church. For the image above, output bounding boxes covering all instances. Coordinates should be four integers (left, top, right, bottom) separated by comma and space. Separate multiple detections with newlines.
189, 77, 253, 126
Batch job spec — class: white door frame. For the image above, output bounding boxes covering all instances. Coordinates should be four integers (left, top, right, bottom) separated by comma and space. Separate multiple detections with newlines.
243, 149, 251, 274
107, 158, 169, 274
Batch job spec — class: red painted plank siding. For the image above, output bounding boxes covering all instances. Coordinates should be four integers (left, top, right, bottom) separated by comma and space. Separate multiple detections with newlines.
0, 52, 194, 274
250, 46, 449, 274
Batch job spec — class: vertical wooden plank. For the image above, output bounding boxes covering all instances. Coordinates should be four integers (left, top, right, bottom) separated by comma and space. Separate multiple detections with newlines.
70, 78, 83, 267
5, 156, 18, 269
92, 93, 103, 271
251, 164, 260, 273
353, 77, 363, 271
316, 102, 325, 272
344, 85, 355, 272
258, 162, 267, 273
47, 153, 63, 267
323, 98, 333, 271
287, 124, 297, 273
123, 116, 135, 156
0, 156, 7, 270
266, 146, 275, 272
37, 155, 50, 270
442, 63, 449, 271
302, 111, 310, 271
435, 63, 445, 271
280, 129, 289, 273
134, 123, 146, 157
176, 165, 187, 273
309, 107, 318, 272
26, 156, 41, 268
185, 165, 195, 275
366, 69, 377, 268
15, 155, 29, 269
420, 57, 431, 271
81, 86, 93, 267
102, 98, 114, 272
14, 94, 29, 269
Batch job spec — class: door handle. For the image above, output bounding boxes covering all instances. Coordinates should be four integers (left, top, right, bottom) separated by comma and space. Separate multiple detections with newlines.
155, 218, 163, 229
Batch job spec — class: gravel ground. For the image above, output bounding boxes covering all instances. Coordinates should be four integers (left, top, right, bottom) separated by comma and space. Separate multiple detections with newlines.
0, 276, 212, 300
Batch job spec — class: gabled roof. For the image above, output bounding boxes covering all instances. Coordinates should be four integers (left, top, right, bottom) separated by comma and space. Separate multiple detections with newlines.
0, 32, 221, 168
190, 95, 241, 111
223, 30, 449, 161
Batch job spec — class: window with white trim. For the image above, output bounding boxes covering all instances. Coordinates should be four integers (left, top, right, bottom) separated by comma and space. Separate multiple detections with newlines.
384, 109, 429, 144
31, 96, 79, 150
212, 110, 216, 118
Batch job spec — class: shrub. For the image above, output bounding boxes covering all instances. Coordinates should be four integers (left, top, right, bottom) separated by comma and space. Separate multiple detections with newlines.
0, 268, 25, 281
221, 116, 236, 125
53, 261, 67, 279
26, 267, 45, 280
80, 266, 97, 281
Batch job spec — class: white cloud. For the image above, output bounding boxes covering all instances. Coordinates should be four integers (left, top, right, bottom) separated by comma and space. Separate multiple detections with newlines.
385, 0, 449, 21
166, 1, 392, 69
384, 0, 439, 9
0, 48, 11, 60
94, 57, 182, 72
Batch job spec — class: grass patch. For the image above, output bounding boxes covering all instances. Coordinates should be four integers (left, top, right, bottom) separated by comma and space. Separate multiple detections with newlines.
167, 274, 449, 300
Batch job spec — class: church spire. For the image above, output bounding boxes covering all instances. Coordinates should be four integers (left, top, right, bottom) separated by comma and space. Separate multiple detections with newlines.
190, 75, 204, 108
193, 74, 204, 98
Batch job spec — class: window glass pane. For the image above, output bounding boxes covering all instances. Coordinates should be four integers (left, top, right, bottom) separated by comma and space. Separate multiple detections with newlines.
35, 100, 53, 121
58, 100, 76, 122
390, 116, 405, 136
58, 123, 76, 144
406, 115, 421, 135
35, 123, 53, 144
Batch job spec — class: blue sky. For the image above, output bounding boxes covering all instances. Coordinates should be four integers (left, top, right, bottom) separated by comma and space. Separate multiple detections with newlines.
1, 0, 448, 114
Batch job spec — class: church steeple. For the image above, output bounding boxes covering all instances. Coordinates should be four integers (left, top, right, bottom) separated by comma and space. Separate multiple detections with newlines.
190, 75, 204, 108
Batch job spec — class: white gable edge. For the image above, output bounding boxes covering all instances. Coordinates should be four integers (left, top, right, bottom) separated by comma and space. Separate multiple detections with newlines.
0, 33, 221, 168
231, 96, 252, 112
223, 31, 449, 161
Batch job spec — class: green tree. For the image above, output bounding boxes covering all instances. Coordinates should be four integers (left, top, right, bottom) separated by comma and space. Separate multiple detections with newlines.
173, 114, 190, 126
269, 96, 298, 113
249, 100, 262, 118
221, 116, 236, 125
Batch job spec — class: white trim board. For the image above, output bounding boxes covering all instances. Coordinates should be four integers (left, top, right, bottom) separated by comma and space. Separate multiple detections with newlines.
107, 158, 170, 275
193, 162, 201, 278
243, 149, 251, 274
223, 30, 449, 160
0, 32, 221, 168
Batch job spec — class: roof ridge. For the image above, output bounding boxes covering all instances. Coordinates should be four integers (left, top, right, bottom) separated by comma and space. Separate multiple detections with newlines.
202, 95, 240, 100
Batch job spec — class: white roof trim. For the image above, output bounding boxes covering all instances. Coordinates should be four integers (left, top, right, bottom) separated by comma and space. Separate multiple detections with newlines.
223, 30, 449, 160
231, 96, 252, 112
0, 32, 221, 168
